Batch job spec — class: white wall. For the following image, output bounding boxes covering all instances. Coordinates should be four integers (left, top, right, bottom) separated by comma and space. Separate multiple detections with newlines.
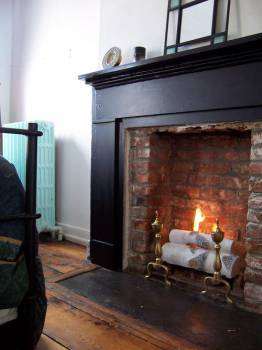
99, 0, 169, 66
0, 0, 13, 124
10, 0, 101, 245
99, 0, 262, 65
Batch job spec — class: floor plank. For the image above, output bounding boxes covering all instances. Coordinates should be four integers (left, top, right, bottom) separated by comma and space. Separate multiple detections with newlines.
45, 296, 164, 350
40, 241, 87, 261
43, 265, 63, 280
37, 335, 68, 350
40, 242, 88, 274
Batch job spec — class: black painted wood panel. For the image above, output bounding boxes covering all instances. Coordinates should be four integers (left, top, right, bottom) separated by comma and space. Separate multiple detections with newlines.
95, 62, 262, 121
121, 107, 262, 129
90, 240, 117, 270
90, 122, 117, 267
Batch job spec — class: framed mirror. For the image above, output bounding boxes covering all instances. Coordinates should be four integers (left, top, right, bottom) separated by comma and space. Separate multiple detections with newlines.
164, 0, 231, 55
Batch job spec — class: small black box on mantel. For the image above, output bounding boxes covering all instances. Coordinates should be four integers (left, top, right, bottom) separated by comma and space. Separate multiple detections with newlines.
134, 46, 146, 61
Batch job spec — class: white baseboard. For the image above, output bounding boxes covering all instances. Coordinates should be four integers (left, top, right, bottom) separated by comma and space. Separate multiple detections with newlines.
56, 221, 90, 246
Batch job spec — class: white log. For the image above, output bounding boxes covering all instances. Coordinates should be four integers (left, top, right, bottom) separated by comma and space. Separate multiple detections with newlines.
162, 242, 241, 279
169, 229, 234, 254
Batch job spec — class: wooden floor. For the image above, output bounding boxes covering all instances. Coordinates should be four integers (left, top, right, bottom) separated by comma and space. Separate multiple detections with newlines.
37, 335, 67, 350
39, 241, 198, 350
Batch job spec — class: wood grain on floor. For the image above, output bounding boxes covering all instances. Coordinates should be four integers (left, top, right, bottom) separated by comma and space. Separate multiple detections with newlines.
40, 241, 197, 350
45, 296, 163, 350
36, 335, 68, 350
40, 241, 88, 276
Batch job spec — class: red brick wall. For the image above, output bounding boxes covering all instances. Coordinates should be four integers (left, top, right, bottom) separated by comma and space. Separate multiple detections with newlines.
169, 132, 250, 240
129, 130, 250, 253
128, 129, 158, 273
245, 129, 262, 311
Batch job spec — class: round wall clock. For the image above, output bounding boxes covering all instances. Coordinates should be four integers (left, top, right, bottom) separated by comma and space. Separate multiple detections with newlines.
102, 47, 122, 69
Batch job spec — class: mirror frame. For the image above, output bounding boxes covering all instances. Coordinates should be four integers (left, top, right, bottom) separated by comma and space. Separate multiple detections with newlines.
164, 0, 231, 55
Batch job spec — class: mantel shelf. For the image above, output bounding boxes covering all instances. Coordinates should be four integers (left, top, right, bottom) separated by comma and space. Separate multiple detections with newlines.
79, 33, 262, 89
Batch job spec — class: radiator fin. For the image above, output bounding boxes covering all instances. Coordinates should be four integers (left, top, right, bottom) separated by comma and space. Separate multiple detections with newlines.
3, 121, 56, 233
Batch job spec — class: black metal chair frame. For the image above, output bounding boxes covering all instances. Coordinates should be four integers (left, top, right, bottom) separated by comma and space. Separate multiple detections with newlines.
0, 123, 43, 350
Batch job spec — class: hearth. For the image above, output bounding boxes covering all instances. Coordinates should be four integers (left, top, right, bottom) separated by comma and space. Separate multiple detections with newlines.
80, 33, 262, 312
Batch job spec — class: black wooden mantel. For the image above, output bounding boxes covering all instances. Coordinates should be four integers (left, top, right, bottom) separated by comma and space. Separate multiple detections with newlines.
80, 33, 262, 270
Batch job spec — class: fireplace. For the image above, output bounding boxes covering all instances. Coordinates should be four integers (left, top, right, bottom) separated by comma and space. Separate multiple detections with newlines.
124, 124, 251, 268
80, 34, 262, 312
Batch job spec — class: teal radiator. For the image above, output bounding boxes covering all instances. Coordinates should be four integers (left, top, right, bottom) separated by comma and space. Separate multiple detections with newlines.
3, 121, 56, 233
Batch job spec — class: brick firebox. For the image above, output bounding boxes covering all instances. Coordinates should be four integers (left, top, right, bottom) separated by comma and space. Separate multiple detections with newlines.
124, 122, 262, 311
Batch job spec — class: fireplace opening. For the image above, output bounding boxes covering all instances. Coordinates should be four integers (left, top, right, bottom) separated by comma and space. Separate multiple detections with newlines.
123, 122, 261, 299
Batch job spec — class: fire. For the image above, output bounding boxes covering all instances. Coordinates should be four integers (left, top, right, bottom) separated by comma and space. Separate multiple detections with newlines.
211, 223, 217, 232
193, 207, 205, 232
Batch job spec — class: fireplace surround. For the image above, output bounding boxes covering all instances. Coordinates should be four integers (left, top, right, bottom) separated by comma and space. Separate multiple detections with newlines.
80, 34, 262, 312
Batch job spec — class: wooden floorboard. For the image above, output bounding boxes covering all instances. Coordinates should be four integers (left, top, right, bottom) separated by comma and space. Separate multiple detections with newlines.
45, 296, 165, 350
40, 241, 198, 350
37, 335, 68, 350
40, 241, 87, 261
39, 244, 88, 274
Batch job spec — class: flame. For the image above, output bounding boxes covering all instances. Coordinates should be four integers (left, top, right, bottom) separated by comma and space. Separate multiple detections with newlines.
193, 207, 205, 232
211, 223, 217, 232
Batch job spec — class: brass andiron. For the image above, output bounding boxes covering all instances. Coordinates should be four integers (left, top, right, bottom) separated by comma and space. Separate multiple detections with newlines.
145, 211, 171, 287
201, 219, 233, 303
